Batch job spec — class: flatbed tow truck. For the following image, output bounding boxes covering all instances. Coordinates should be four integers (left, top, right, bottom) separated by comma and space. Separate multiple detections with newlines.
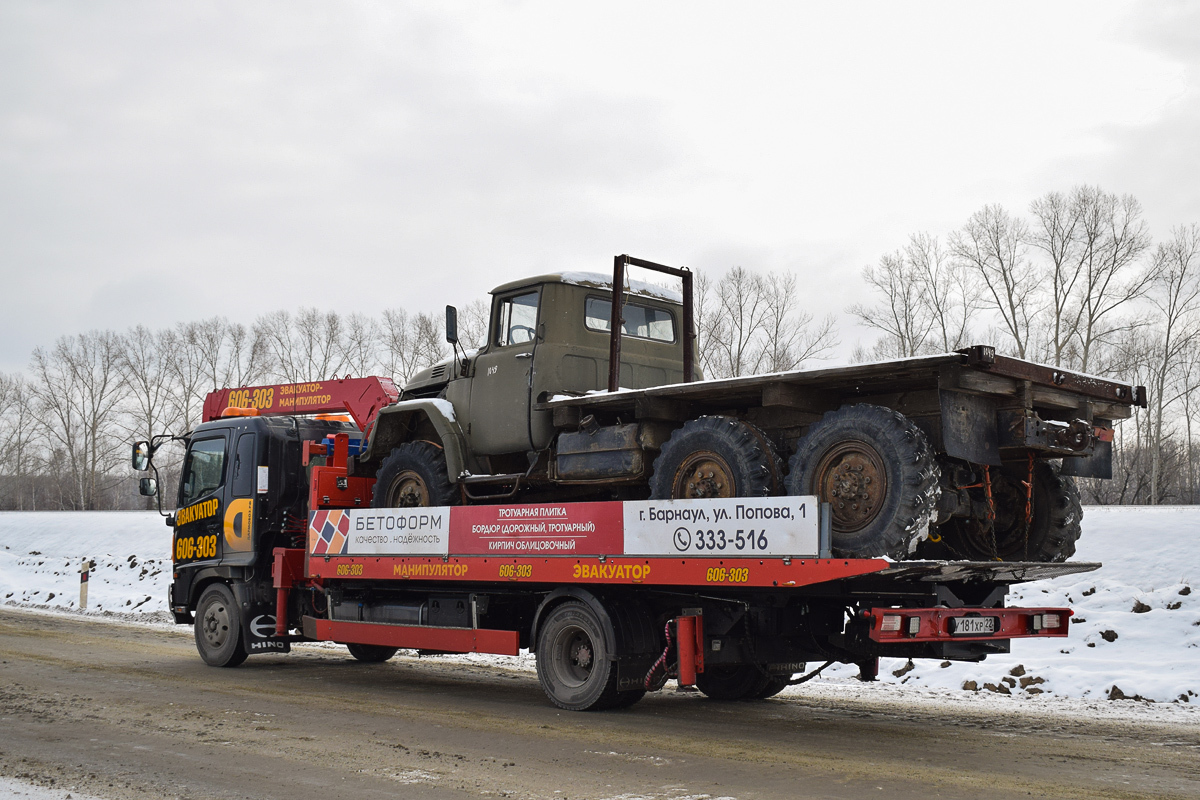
132, 256, 1142, 710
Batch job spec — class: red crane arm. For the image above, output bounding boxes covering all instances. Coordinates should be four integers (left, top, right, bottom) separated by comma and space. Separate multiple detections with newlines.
201, 376, 400, 432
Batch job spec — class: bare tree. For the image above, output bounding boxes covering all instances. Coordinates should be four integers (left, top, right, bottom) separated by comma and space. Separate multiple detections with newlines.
1028, 190, 1085, 366
908, 232, 978, 352
29, 331, 129, 509
380, 309, 450, 384
122, 326, 182, 443
458, 299, 490, 351
693, 270, 719, 377
1146, 225, 1200, 504
0, 374, 45, 509
1028, 187, 1154, 371
1177, 343, 1200, 504
340, 313, 383, 377
120, 326, 185, 508
412, 312, 449, 369
256, 309, 348, 383
707, 267, 768, 377
189, 317, 268, 390
852, 233, 978, 360
950, 204, 1036, 358
759, 272, 837, 370
1073, 189, 1154, 372
849, 250, 934, 358
166, 322, 211, 431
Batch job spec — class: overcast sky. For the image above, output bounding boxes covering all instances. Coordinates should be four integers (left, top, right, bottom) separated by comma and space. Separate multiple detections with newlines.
2, 1, 1198, 374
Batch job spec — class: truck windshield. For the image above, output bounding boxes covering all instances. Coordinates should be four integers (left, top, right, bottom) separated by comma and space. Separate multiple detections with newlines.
180, 437, 226, 506
585, 296, 675, 342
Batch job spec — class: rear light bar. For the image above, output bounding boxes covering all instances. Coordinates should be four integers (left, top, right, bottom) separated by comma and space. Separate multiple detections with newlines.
862, 607, 1072, 643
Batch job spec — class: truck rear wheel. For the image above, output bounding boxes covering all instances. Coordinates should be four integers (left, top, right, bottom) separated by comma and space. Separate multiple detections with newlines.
649, 416, 781, 499
927, 461, 1082, 562
535, 601, 623, 711
694, 664, 771, 700
787, 404, 941, 559
194, 583, 248, 668
347, 643, 400, 663
373, 441, 457, 508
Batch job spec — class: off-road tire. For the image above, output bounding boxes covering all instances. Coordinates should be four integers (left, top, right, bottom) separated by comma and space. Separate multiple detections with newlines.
372, 441, 457, 508
786, 404, 941, 559
535, 601, 622, 711
925, 461, 1082, 562
194, 583, 248, 668
347, 643, 400, 663
694, 664, 771, 701
649, 416, 782, 499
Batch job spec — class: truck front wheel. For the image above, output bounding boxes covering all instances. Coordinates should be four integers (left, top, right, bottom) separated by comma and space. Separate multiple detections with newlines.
373, 441, 457, 508
535, 601, 623, 711
787, 404, 941, 559
650, 416, 781, 499
194, 583, 248, 667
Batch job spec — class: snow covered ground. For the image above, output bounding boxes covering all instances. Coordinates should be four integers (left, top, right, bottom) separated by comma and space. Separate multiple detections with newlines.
1, 506, 1197, 709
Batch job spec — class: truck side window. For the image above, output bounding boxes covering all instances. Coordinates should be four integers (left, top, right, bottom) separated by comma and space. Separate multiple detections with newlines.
232, 433, 256, 498
179, 437, 227, 507
495, 291, 539, 347
584, 296, 676, 343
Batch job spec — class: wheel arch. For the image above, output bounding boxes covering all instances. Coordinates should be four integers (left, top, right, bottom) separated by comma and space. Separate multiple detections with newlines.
530, 587, 616, 656
185, 568, 235, 611
364, 400, 470, 483
530, 588, 659, 659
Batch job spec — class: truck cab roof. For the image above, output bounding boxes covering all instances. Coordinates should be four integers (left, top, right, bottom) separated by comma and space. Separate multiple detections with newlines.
489, 271, 684, 304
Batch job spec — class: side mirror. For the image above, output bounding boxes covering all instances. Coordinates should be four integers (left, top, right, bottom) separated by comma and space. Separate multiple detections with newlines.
138, 477, 158, 497
132, 441, 150, 471
445, 305, 459, 345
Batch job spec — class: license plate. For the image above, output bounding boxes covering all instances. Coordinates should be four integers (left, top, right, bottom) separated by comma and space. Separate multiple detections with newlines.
949, 616, 998, 636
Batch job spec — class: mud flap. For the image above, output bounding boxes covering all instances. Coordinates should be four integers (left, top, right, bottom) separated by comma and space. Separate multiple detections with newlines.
939, 390, 1000, 465
240, 602, 290, 655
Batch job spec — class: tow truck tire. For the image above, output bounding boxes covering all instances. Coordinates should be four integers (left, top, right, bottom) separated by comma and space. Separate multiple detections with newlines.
347, 643, 400, 663
650, 416, 782, 500
787, 404, 941, 559
372, 441, 457, 508
694, 664, 771, 701
194, 583, 248, 668
753, 675, 792, 699
925, 461, 1082, 562
536, 601, 622, 711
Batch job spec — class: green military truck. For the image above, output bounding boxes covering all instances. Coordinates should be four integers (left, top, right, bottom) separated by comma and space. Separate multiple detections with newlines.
320, 255, 1143, 563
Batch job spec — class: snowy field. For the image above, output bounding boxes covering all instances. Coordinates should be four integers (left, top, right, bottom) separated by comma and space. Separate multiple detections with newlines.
1, 506, 1197, 712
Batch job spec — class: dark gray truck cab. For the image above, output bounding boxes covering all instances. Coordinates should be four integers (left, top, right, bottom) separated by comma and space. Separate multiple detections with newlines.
166, 415, 357, 647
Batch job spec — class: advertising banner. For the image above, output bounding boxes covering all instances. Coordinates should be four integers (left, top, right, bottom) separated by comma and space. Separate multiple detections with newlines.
449, 502, 623, 555
310, 496, 820, 558
622, 497, 819, 556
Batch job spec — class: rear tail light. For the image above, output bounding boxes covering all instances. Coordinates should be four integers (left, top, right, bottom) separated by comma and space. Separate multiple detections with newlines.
879, 614, 902, 632
1031, 613, 1062, 631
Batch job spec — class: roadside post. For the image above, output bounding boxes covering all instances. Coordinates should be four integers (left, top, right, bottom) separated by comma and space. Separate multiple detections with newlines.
79, 558, 95, 610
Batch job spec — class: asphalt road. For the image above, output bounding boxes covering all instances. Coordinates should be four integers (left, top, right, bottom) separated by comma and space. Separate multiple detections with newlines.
0, 608, 1197, 800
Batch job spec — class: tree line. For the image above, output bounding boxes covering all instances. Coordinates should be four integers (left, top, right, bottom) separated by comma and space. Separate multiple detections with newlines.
1, 185, 1195, 509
